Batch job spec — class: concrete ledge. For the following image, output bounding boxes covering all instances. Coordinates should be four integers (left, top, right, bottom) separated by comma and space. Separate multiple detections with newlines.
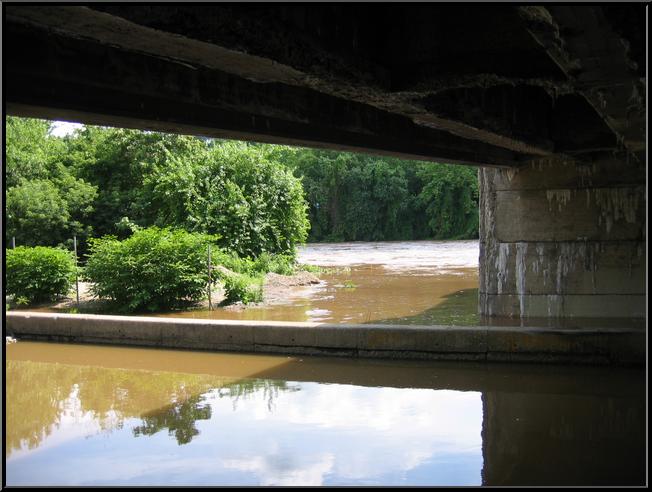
5, 312, 646, 366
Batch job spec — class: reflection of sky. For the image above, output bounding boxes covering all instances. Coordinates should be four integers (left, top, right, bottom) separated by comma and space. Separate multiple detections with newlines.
6, 382, 483, 486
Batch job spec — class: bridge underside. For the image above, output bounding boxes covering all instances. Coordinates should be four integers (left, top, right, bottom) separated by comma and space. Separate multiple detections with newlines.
4, 4, 647, 320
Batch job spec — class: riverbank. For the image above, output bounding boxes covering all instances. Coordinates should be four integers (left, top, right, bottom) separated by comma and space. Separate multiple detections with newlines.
7, 270, 323, 315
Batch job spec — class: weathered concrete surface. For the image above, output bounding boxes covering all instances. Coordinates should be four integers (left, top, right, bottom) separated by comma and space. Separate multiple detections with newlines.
6, 312, 645, 365
479, 154, 646, 319
4, 5, 646, 164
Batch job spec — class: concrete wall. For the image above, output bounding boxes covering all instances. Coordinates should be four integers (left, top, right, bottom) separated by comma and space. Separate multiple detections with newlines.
479, 154, 646, 319
6, 312, 645, 365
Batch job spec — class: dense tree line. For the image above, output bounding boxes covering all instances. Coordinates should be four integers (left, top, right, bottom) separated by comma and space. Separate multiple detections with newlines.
5, 116, 479, 255
5, 117, 308, 258
281, 147, 479, 242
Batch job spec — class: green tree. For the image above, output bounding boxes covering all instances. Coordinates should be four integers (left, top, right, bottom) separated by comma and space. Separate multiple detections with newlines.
288, 147, 479, 241
65, 126, 204, 238
149, 141, 309, 257
5, 116, 98, 247
4, 116, 62, 189
6, 246, 77, 304
417, 164, 479, 239
84, 227, 218, 312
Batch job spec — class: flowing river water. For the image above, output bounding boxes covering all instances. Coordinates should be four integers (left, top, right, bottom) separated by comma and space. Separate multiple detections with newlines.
153, 240, 642, 329
159, 240, 481, 324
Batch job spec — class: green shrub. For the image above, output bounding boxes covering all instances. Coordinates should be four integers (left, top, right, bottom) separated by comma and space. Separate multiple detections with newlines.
251, 252, 295, 276
211, 250, 256, 276
222, 273, 263, 304
84, 227, 217, 312
210, 249, 296, 277
6, 246, 76, 304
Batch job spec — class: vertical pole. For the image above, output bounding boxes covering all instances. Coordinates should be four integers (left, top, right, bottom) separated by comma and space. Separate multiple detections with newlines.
73, 235, 80, 308
207, 244, 212, 311
12, 237, 16, 249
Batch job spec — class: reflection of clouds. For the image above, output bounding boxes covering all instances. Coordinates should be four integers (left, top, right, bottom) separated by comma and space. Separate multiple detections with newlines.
211, 383, 482, 484
222, 454, 335, 486
7, 380, 482, 486
243, 384, 480, 442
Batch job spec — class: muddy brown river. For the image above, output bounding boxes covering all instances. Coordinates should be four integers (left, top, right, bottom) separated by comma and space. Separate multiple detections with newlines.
5, 341, 646, 486
158, 240, 481, 324
153, 240, 643, 330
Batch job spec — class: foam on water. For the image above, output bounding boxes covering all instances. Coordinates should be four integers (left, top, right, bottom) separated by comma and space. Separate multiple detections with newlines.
297, 240, 479, 274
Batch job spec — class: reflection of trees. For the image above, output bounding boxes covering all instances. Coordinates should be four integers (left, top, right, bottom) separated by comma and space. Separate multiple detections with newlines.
6, 360, 298, 453
133, 394, 212, 445
217, 379, 301, 413
130, 379, 300, 445
5, 361, 73, 456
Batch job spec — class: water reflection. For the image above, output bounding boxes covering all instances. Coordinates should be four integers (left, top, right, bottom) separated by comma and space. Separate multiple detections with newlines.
5, 359, 296, 452
133, 394, 212, 445
5, 342, 646, 486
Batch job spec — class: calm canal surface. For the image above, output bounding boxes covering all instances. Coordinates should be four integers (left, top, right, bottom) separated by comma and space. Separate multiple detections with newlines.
5, 341, 646, 486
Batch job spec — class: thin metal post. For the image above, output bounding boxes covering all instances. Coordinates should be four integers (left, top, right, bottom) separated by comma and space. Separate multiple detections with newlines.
207, 245, 212, 311
12, 237, 16, 249
73, 235, 80, 307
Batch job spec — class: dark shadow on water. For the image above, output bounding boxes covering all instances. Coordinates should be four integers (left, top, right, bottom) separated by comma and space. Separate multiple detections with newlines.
370, 288, 645, 331
372, 288, 480, 326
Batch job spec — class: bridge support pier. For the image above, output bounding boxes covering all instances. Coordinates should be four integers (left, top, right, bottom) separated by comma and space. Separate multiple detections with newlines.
479, 154, 646, 319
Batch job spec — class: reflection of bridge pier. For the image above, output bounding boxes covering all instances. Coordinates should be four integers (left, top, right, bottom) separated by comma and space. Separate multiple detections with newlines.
481, 388, 646, 486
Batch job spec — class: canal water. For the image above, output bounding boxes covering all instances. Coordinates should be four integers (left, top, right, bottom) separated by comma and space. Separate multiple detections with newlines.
159, 240, 481, 324
5, 341, 645, 486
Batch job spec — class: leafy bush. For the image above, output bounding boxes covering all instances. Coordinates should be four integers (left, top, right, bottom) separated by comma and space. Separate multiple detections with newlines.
6, 246, 76, 304
250, 252, 295, 276
221, 272, 264, 304
84, 227, 217, 312
149, 141, 309, 257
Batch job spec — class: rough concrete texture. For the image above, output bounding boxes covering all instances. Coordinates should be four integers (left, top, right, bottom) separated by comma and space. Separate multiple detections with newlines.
479, 155, 646, 319
6, 312, 645, 365
5, 5, 646, 165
